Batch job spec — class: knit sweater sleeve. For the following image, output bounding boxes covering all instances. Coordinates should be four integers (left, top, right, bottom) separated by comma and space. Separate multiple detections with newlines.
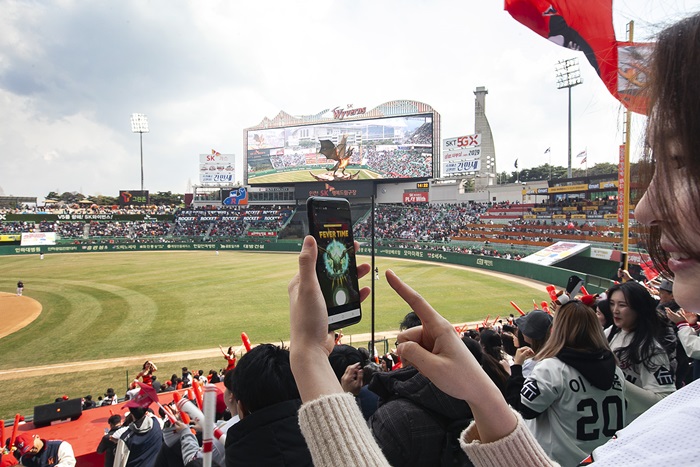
459, 409, 558, 467
297, 392, 390, 467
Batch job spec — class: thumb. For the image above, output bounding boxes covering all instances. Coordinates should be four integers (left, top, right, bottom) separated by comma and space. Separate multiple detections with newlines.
397, 341, 434, 372
298, 235, 318, 281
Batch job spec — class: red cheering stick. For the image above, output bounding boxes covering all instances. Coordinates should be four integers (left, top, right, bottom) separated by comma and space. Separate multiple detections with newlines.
546, 285, 558, 302
161, 403, 179, 425
187, 388, 196, 407
9, 414, 20, 449
173, 392, 190, 423
241, 332, 252, 352
192, 381, 204, 411
541, 301, 551, 314
493, 316, 500, 326
482, 314, 490, 327
532, 300, 539, 310
179, 409, 192, 425
580, 285, 590, 296
0, 420, 5, 453
510, 301, 526, 316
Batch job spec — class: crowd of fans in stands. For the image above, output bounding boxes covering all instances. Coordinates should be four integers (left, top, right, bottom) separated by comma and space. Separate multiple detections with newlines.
1, 201, 633, 255
362, 147, 432, 178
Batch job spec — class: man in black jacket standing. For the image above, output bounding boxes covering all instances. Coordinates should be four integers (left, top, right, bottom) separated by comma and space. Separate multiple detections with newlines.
225, 344, 312, 467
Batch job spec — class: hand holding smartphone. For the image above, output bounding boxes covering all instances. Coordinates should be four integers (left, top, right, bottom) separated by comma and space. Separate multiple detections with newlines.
307, 196, 362, 331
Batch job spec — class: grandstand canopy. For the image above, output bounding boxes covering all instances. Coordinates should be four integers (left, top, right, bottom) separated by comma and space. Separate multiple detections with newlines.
0, 196, 37, 208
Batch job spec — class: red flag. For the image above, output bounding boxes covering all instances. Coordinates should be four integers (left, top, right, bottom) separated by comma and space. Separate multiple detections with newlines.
639, 260, 660, 282
504, 0, 650, 114
125, 382, 159, 409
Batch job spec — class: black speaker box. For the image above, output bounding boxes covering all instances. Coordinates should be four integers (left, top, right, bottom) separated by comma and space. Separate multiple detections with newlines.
33, 398, 82, 427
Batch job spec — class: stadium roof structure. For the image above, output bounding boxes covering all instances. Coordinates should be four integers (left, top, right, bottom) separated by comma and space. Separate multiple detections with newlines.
246, 99, 438, 130
0, 196, 37, 208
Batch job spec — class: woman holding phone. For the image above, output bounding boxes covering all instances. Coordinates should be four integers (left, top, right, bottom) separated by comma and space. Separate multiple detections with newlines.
288, 12, 700, 466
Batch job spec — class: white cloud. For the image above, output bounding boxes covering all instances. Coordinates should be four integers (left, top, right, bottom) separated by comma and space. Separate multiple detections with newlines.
0, 0, 699, 199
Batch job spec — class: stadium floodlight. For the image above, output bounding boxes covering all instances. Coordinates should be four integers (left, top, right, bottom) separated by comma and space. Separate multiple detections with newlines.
555, 58, 582, 179
131, 113, 150, 193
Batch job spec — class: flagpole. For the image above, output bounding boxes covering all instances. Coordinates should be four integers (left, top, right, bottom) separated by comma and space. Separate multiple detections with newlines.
621, 21, 634, 271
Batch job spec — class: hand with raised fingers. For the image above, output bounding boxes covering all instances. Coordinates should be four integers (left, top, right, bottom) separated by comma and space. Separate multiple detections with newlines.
288, 235, 370, 402
389, 269, 517, 443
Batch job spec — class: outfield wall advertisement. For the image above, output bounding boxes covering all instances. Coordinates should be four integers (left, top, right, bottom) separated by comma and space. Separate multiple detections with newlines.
21, 232, 56, 246
0, 242, 611, 293
0, 214, 174, 222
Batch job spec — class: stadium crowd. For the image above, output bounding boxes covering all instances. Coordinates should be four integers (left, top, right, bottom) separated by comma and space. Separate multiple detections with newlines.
5, 268, 691, 467
363, 147, 432, 179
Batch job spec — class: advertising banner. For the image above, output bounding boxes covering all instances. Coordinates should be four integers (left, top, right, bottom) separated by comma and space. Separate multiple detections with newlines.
221, 187, 249, 206
294, 181, 375, 200
21, 232, 57, 246
520, 241, 591, 266
403, 192, 429, 203
442, 134, 481, 176
3, 213, 173, 222
200, 151, 235, 184
590, 247, 614, 260
118, 190, 149, 206
618, 145, 625, 222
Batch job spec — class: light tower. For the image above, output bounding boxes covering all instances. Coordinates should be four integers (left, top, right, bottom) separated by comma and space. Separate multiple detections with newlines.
555, 58, 582, 178
130, 113, 149, 192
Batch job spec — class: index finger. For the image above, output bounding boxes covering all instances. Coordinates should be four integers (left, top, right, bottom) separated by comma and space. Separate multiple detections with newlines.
386, 269, 446, 328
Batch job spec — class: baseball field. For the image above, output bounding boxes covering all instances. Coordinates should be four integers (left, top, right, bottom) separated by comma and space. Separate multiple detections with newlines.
0, 250, 545, 420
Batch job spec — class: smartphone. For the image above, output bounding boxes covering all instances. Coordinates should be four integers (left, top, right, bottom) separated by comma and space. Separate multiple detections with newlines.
307, 196, 362, 331
565, 275, 584, 298
620, 252, 628, 272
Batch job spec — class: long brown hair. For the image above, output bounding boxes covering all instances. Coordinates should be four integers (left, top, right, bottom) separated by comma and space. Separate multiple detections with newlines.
641, 12, 700, 274
535, 301, 610, 361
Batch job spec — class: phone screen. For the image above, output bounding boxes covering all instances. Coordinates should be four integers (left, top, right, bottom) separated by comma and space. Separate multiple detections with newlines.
307, 197, 362, 331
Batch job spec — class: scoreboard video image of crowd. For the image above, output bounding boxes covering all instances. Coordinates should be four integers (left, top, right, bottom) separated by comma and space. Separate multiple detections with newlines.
245, 113, 434, 184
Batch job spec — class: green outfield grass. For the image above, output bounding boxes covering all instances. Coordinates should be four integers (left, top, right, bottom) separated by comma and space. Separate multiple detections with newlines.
0, 250, 544, 419
248, 167, 383, 184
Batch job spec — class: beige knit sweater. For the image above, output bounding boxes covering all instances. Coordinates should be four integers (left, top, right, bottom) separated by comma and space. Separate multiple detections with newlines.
297, 393, 555, 467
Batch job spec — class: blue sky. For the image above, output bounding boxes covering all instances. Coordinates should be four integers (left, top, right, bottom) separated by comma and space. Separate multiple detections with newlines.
1, 0, 698, 199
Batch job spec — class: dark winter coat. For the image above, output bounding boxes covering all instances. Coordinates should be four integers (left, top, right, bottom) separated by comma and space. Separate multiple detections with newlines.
225, 399, 312, 467
368, 367, 473, 467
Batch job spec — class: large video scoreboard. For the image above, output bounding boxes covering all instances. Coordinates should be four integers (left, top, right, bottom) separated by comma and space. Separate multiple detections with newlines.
244, 100, 440, 185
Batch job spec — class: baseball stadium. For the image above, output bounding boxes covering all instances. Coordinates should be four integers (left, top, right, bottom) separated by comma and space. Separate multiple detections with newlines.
0, 94, 641, 465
